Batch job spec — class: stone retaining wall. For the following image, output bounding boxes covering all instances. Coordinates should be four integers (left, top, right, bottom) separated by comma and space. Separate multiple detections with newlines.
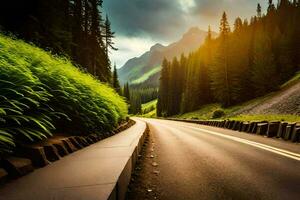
0, 119, 136, 185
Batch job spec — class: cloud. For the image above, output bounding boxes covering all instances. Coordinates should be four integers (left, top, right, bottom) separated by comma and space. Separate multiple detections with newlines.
103, 0, 187, 41
103, 0, 268, 67
109, 36, 160, 67
104, 0, 267, 40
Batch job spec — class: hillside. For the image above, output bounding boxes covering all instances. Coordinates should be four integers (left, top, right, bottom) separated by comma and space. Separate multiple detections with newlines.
118, 27, 216, 87
141, 99, 157, 118
0, 34, 127, 154
174, 74, 300, 122
230, 73, 300, 116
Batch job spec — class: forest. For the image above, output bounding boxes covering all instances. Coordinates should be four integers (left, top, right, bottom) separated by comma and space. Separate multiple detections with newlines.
157, 0, 300, 117
0, 0, 116, 82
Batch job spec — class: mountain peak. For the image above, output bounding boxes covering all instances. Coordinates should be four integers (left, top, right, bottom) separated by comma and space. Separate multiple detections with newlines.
119, 27, 209, 86
150, 43, 165, 52
183, 27, 206, 38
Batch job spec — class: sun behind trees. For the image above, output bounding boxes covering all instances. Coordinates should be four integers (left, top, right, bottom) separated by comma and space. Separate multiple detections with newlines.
157, 0, 300, 117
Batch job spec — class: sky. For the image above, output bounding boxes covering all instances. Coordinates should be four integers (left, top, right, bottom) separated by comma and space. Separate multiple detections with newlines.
103, 0, 268, 68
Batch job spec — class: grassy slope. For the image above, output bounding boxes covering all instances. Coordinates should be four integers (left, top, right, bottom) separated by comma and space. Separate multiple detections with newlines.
0, 34, 127, 153
175, 103, 300, 122
131, 66, 161, 84
141, 99, 157, 118
174, 74, 300, 122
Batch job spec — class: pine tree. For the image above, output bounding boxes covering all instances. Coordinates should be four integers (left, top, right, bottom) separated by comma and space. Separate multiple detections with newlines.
268, 0, 276, 13
252, 30, 278, 96
112, 63, 121, 95
206, 25, 212, 43
129, 94, 142, 115
157, 58, 170, 117
234, 17, 243, 32
104, 15, 117, 56
123, 83, 130, 102
211, 12, 232, 106
257, 3, 262, 18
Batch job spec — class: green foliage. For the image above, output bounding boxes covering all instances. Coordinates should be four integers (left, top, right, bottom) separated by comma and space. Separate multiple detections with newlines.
112, 64, 121, 95
141, 99, 157, 116
0, 0, 115, 82
212, 110, 225, 119
131, 66, 161, 84
129, 93, 142, 115
174, 104, 225, 120
0, 35, 127, 154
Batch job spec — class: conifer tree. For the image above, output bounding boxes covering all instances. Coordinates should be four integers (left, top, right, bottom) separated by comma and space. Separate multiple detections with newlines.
234, 17, 243, 32
268, 0, 276, 13
123, 83, 130, 102
211, 12, 232, 106
112, 63, 121, 95
257, 3, 262, 18
157, 58, 170, 117
104, 15, 118, 56
252, 30, 278, 96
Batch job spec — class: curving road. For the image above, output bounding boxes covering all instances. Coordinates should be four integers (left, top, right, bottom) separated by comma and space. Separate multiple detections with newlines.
136, 118, 300, 200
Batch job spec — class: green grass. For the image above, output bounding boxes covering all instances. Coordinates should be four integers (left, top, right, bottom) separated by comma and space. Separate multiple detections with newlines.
174, 104, 235, 120
131, 66, 161, 84
228, 115, 300, 122
142, 109, 157, 118
0, 34, 127, 154
141, 99, 157, 118
174, 102, 300, 123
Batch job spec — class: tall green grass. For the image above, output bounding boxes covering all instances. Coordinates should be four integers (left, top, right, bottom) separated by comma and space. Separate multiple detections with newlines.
0, 34, 127, 154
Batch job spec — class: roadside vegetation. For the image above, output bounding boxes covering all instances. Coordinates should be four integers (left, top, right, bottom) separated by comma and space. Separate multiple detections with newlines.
175, 105, 300, 122
173, 74, 300, 122
0, 35, 127, 154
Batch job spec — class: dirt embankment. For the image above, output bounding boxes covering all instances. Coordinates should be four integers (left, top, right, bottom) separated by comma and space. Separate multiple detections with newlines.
234, 81, 300, 116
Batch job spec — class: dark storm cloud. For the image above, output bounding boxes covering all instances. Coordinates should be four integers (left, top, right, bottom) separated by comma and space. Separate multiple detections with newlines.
103, 0, 187, 40
103, 0, 267, 41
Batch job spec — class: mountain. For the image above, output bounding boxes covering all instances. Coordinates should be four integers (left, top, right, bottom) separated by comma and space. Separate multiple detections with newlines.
118, 27, 216, 87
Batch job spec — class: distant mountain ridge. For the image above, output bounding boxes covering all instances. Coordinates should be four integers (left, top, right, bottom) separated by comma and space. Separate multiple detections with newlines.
118, 27, 216, 87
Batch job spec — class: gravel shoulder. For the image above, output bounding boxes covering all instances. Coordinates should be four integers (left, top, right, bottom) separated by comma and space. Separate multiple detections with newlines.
126, 130, 161, 200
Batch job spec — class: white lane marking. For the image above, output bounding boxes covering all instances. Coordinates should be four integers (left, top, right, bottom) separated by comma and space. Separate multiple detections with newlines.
180, 125, 300, 161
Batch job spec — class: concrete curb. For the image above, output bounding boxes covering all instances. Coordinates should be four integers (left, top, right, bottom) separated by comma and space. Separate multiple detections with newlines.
108, 121, 148, 200
0, 119, 148, 200
0, 120, 136, 184
168, 118, 300, 143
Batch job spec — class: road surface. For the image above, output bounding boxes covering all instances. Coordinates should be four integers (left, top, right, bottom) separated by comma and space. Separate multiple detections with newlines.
133, 118, 300, 200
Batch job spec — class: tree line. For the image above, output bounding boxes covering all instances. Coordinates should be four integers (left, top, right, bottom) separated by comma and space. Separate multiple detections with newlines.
157, 0, 300, 117
121, 83, 158, 115
0, 0, 116, 82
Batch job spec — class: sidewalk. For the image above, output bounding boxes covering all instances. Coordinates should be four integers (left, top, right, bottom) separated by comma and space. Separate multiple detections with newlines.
0, 119, 147, 200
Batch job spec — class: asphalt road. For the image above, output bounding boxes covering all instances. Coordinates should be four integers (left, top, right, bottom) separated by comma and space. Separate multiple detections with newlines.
137, 118, 300, 200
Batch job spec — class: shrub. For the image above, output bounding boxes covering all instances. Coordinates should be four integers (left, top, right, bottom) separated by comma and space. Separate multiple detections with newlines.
0, 34, 127, 154
212, 110, 225, 119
